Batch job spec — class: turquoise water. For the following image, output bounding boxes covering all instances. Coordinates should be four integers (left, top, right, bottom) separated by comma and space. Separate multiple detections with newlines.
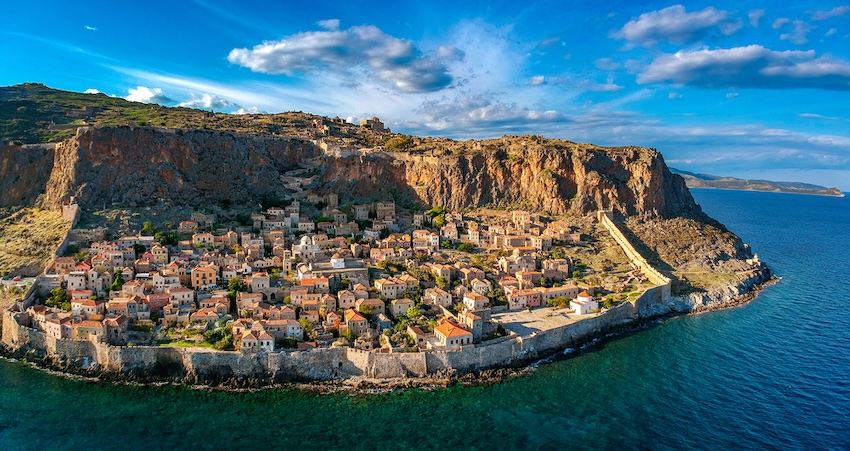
2, 189, 849, 450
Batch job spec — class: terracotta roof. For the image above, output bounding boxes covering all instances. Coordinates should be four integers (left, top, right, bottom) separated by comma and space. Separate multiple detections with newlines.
435, 321, 472, 339
578, 291, 593, 298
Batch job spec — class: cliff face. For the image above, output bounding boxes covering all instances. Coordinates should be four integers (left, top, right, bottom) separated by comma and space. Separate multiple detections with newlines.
318, 141, 701, 218
0, 143, 55, 207
37, 126, 319, 208
3, 126, 700, 219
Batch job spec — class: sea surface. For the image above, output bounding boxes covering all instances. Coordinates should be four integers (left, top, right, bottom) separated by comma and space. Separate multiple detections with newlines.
1, 189, 849, 450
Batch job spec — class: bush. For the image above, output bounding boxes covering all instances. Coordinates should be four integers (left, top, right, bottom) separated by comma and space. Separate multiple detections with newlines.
457, 243, 475, 253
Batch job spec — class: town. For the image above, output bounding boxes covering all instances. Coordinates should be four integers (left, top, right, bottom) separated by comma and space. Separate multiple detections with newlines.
20, 192, 649, 355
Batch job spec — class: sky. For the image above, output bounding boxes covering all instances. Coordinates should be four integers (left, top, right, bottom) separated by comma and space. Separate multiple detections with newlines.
2, 1, 850, 190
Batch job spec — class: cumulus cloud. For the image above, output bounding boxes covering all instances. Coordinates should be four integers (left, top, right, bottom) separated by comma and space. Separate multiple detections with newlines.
84, 88, 100, 94
809, 5, 850, 21
614, 5, 736, 46
411, 93, 565, 134
779, 20, 815, 44
638, 45, 850, 90
125, 86, 172, 104
748, 9, 765, 27
227, 25, 459, 93
317, 19, 340, 31
234, 106, 262, 115
177, 93, 238, 110
529, 75, 546, 86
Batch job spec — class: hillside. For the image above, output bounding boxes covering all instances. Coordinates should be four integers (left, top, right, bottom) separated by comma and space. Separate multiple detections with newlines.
0, 84, 770, 294
671, 168, 844, 197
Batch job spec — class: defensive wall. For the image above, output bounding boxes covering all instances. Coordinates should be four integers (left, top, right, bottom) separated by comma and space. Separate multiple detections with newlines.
597, 210, 672, 300
1, 211, 677, 382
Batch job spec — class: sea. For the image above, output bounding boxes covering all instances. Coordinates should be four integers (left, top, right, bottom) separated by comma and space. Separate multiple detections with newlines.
1, 188, 848, 450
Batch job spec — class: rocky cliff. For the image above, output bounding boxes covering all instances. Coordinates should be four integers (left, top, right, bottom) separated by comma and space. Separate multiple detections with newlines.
0, 143, 55, 207
10, 126, 703, 219
319, 139, 700, 217
36, 126, 319, 208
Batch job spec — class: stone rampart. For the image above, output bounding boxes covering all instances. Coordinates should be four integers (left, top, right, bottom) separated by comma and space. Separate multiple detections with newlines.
597, 210, 671, 299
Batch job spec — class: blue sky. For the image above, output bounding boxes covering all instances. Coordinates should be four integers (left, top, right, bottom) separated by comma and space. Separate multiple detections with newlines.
2, 1, 850, 189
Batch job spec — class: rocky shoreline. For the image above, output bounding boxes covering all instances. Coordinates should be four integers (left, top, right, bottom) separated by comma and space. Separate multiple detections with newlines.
0, 273, 777, 395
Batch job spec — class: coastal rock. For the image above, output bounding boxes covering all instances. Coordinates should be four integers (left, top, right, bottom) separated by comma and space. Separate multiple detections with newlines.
0, 126, 701, 220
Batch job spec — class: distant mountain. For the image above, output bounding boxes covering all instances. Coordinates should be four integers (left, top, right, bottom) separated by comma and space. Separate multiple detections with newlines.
671, 168, 844, 197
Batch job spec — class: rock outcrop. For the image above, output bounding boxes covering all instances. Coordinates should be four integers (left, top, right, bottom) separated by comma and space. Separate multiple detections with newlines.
7, 126, 703, 220
319, 140, 700, 217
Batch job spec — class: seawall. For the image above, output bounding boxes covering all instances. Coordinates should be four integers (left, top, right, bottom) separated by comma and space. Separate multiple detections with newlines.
0, 211, 772, 388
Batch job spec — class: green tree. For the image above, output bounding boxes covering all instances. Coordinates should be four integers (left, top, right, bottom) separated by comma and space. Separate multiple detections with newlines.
571, 270, 582, 279
110, 270, 124, 292
132, 243, 146, 256
433, 213, 446, 228
299, 318, 314, 333
457, 243, 475, 253
44, 287, 71, 310
435, 276, 448, 290
496, 324, 507, 337
406, 306, 421, 319
140, 221, 157, 236
339, 278, 351, 290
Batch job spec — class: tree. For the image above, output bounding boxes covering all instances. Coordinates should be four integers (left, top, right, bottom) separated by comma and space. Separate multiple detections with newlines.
406, 306, 421, 319
339, 278, 351, 290
433, 213, 446, 228
496, 324, 507, 337
140, 221, 157, 236
299, 318, 314, 333
44, 287, 71, 311
342, 327, 355, 343
457, 243, 475, 253
435, 276, 448, 290
110, 270, 124, 292
358, 303, 374, 318
571, 270, 582, 279
379, 228, 390, 239
132, 243, 146, 256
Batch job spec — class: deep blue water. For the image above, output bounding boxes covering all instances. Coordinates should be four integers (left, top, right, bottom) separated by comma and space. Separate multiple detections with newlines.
1, 189, 849, 450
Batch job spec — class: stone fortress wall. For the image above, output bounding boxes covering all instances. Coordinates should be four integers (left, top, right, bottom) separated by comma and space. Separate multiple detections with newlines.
1, 212, 682, 382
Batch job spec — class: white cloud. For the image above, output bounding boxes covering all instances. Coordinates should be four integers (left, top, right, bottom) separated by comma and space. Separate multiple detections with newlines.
825, 28, 838, 37
779, 20, 815, 45
638, 45, 850, 90
234, 106, 261, 115
227, 25, 459, 93
809, 6, 850, 21
125, 86, 172, 104
614, 5, 736, 46
178, 93, 238, 110
668, 92, 682, 99
529, 75, 546, 86
317, 19, 340, 31
748, 9, 765, 27
84, 25, 97, 31
84, 88, 100, 94
772, 18, 791, 29
726, 92, 739, 99
595, 57, 619, 71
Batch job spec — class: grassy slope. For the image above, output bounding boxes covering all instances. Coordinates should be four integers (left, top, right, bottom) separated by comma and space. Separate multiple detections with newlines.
0, 207, 70, 275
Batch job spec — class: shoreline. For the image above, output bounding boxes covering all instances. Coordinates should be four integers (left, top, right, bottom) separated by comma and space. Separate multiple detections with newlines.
0, 274, 778, 395
688, 186, 845, 198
